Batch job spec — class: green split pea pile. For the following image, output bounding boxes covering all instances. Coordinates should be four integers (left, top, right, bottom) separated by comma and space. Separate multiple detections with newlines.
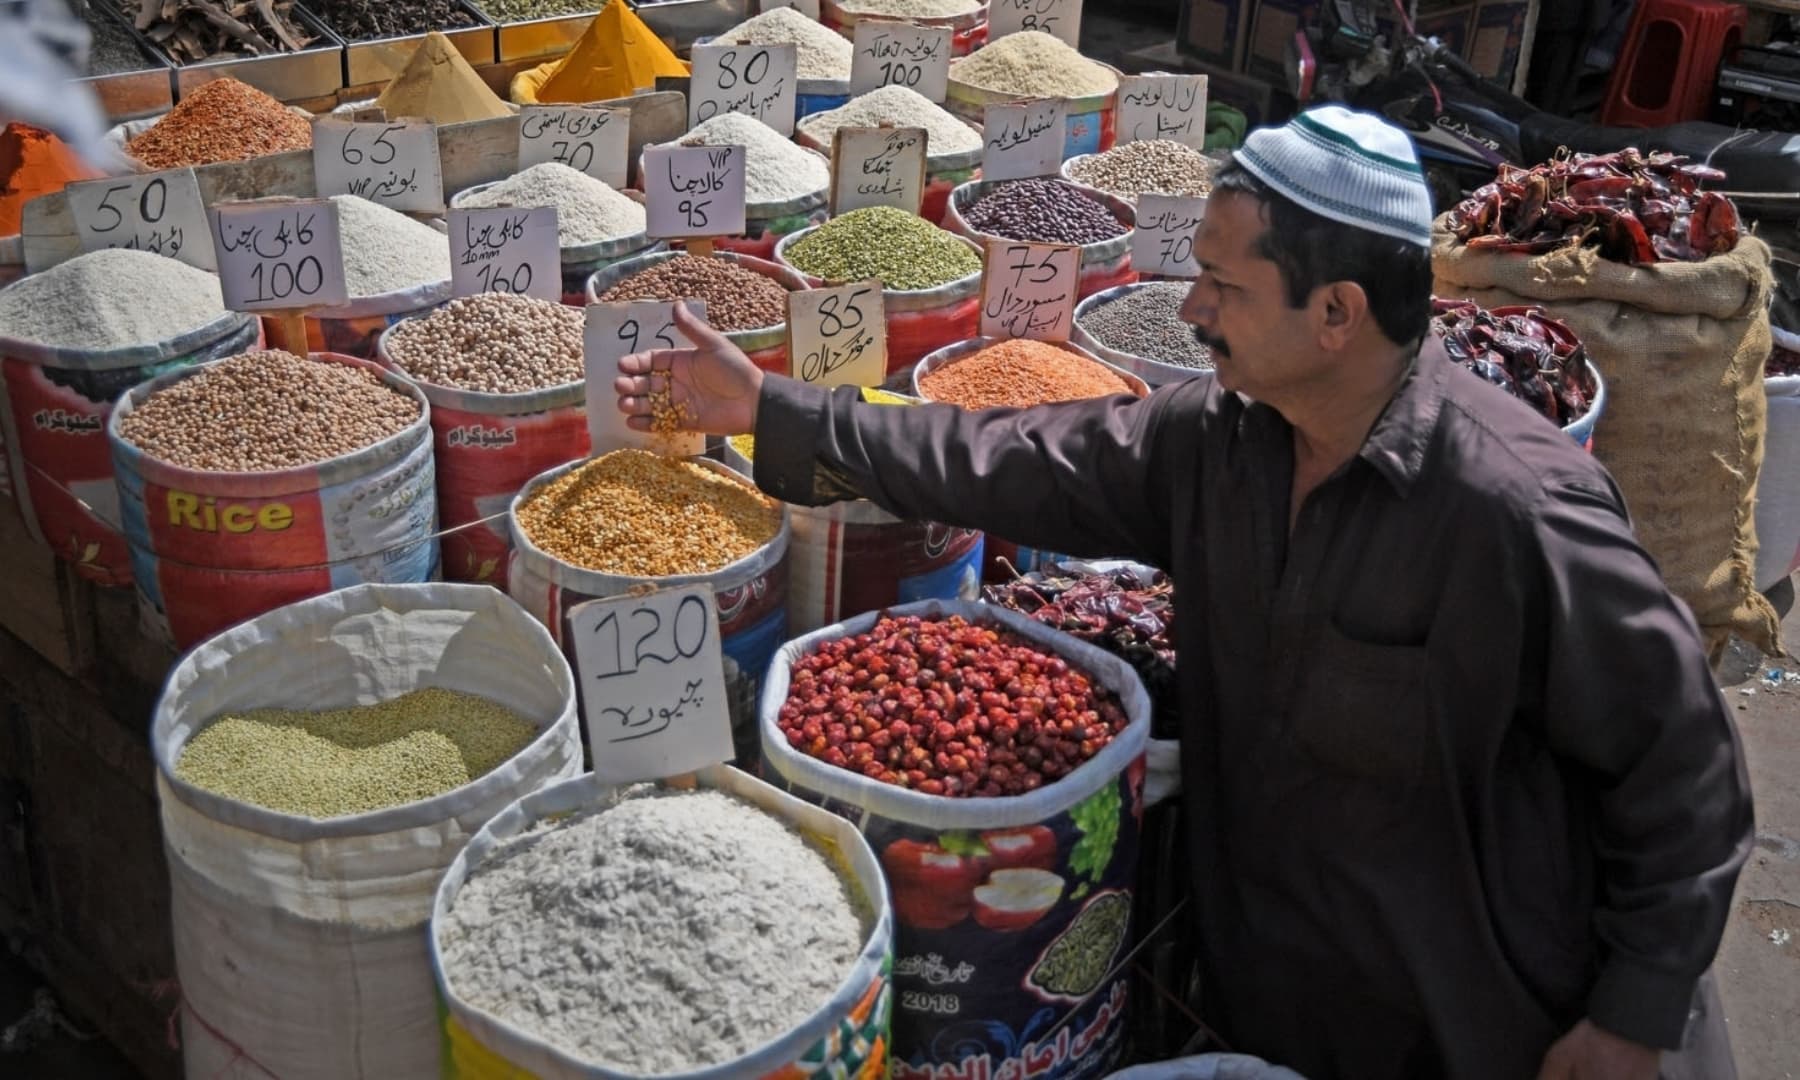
784, 207, 980, 291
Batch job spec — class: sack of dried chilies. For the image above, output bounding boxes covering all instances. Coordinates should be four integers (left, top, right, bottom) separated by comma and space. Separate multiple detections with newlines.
1431, 149, 1778, 658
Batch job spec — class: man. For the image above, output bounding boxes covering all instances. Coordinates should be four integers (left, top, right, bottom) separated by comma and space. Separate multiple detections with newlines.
614, 107, 1753, 1079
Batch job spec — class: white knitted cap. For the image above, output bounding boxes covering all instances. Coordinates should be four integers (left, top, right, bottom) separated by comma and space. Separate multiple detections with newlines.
1232, 105, 1434, 248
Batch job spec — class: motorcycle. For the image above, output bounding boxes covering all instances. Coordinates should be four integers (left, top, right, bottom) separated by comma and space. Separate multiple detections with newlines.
1287, 0, 1800, 223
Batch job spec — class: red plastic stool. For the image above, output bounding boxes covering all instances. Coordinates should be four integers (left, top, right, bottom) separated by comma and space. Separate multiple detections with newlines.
1601, 0, 1747, 127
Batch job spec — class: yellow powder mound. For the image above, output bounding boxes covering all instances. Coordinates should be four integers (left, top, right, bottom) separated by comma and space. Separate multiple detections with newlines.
375, 32, 512, 125
513, 0, 689, 105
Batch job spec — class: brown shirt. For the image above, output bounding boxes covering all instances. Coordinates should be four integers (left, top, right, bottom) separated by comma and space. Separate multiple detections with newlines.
752, 338, 1754, 1080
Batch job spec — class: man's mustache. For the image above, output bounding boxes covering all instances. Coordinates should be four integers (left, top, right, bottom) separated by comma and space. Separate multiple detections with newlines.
1192, 326, 1229, 359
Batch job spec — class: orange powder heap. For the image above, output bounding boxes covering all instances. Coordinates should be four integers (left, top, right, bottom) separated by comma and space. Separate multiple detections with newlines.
126, 79, 313, 170
0, 124, 101, 236
919, 339, 1132, 410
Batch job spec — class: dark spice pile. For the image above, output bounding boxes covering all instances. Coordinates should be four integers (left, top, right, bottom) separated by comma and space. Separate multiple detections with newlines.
963, 179, 1127, 247
1768, 343, 1800, 378
125, 78, 312, 168
122, 0, 315, 62
985, 563, 1177, 736
1431, 298, 1596, 427
309, 0, 473, 42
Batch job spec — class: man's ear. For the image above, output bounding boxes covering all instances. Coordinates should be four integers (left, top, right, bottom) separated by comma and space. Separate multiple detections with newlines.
1316, 281, 1370, 351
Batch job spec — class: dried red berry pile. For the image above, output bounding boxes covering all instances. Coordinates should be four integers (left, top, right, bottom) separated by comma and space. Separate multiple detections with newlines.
778, 614, 1129, 797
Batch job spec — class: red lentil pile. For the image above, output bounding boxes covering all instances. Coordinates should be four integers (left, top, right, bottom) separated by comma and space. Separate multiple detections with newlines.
777, 614, 1130, 797
126, 79, 313, 169
920, 339, 1133, 410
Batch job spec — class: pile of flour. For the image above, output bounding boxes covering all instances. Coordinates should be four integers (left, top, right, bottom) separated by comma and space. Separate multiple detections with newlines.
437, 787, 866, 1073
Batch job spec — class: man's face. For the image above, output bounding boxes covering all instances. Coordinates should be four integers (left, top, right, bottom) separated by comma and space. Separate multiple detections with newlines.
1179, 191, 1326, 402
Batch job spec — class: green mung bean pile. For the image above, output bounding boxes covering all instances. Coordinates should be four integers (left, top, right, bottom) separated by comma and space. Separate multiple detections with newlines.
784, 207, 980, 291
175, 687, 537, 818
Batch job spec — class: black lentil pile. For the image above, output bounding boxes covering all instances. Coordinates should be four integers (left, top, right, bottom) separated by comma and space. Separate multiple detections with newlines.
963, 179, 1127, 247
308, 0, 472, 41
1077, 282, 1211, 370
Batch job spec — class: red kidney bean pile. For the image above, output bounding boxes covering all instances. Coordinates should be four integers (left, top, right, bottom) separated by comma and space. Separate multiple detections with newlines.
963, 179, 1127, 247
777, 614, 1130, 797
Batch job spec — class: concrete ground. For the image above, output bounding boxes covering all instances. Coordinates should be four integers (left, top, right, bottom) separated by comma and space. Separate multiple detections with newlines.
1713, 580, 1800, 1080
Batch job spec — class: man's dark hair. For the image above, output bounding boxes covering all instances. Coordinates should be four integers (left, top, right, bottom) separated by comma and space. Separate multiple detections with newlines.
1211, 159, 1433, 348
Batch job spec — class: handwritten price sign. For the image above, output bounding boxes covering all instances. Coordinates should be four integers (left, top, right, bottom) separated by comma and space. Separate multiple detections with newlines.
982, 99, 1067, 182
1116, 74, 1209, 150
209, 198, 349, 312
518, 105, 630, 189
312, 118, 444, 214
830, 126, 928, 216
980, 240, 1080, 341
568, 583, 736, 784
584, 299, 708, 457
643, 144, 747, 240
988, 0, 1082, 47
850, 22, 952, 102
1131, 193, 1206, 278
448, 205, 561, 302
690, 43, 799, 136
67, 167, 214, 271
788, 280, 888, 387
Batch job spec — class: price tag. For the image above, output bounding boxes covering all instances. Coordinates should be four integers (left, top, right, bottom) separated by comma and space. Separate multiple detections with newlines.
1131, 193, 1206, 278
982, 100, 1067, 182
67, 168, 215, 271
787, 280, 887, 387
829, 126, 928, 216
759, 0, 820, 17
209, 198, 349, 312
568, 583, 736, 785
517, 105, 630, 189
850, 22, 952, 102
988, 0, 1083, 47
1116, 73, 1209, 150
689, 43, 799, 136
312, 118, 444, 214
980, 240, 1080, 341
448, 205, 561, 302
584, 299, 708, 457
643, 144, 748, 240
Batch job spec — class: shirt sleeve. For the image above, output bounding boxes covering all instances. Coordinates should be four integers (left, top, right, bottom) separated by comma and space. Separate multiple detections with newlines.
1532, 475, 1754, 1050
750, 376, 1195, 570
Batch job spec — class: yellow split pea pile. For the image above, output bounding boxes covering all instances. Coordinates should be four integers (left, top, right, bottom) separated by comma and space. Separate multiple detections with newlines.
516, 449, 780, 576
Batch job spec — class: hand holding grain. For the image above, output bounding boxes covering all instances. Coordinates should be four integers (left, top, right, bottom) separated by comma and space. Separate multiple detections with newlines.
614, 301, 765, 436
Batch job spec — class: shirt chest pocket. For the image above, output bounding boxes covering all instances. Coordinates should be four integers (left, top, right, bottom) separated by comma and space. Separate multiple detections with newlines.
1288, 623, 1432, 788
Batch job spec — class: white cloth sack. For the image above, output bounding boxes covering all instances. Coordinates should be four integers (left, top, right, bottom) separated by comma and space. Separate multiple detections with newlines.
1757, 326, 1800, 591
151, 582, 583, 1079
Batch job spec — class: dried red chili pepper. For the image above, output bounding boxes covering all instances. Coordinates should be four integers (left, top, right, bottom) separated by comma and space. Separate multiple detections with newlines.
1447, 150, 1739, 266
1431, 298, 1596, 427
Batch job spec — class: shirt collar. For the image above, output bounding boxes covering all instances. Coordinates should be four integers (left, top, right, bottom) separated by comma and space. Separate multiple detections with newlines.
1357, 335, 1450, 496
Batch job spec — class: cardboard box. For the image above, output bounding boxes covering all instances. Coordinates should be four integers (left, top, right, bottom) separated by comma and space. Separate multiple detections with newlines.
1180, 0, 1252, 71
1468, 1, 1530, 82
1246, 0, 1319, 84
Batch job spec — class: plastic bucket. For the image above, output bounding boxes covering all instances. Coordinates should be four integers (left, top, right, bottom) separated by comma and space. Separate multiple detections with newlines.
820, 0, 990, 56
0, 309, 260, 585
506, 455, 792, 762
944, 63, 1120, 159
761, 598, 1150, 1079
375, 321, 589, 590
1072, 283, 1213, 389
109, 351, 440, 649
913, 337, 1147, 581
775, 225, 985, 375
945, 178, 1139, 300
585, 250, 810, 376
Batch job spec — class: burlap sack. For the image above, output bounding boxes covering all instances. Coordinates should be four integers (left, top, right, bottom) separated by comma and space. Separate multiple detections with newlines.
1433, 221, 1778, 659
